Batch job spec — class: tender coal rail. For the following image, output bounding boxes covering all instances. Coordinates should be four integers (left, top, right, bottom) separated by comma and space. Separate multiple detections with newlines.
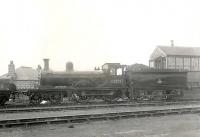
1, 100, 200, 113
1, 106, 200, 128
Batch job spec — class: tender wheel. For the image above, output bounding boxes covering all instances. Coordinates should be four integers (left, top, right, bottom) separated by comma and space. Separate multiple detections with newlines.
77, 95, 90, 103
49, 93, 63, 104
30, 94, 42, 104
80, 95, 90, 102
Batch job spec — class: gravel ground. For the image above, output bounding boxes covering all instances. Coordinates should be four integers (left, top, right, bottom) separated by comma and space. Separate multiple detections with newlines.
1, 114, 200, 137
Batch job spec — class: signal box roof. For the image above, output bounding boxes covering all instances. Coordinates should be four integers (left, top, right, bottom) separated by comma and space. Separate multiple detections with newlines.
150, 46, 200, 60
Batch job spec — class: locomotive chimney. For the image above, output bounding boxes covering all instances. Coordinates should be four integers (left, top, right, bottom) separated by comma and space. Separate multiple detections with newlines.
43, 58, 50, 71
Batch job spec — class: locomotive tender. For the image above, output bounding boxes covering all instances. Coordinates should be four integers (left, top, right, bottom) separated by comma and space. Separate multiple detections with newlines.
0, 62, 187, 105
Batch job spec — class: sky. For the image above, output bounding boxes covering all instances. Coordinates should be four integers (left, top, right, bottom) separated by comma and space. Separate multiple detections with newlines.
0, 0, 200, 75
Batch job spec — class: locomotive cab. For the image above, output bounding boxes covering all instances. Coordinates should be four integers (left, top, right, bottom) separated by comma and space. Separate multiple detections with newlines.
102, 63, 127, 86
102, 63, 126, 76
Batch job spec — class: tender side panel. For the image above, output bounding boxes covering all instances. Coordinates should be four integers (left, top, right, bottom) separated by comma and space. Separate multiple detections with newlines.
126, 71, 187, 90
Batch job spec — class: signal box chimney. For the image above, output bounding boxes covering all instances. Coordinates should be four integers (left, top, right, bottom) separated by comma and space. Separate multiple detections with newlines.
171, 40, 174, 47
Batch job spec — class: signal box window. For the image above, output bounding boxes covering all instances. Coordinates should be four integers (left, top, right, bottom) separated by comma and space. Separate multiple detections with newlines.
110, 68, 116, 75
117, 68, 122, 75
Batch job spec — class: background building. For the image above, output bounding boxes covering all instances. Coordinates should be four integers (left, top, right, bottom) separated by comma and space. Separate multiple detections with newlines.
0, 61, 40, 91
149, 45, 200, 88
149, 46, 200, 71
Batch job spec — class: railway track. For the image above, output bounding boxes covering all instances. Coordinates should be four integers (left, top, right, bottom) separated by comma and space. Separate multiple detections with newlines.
1, 106, 200, 128
3, 97, 200, 109
4, 97, 200, 108
0, 100, 200, 113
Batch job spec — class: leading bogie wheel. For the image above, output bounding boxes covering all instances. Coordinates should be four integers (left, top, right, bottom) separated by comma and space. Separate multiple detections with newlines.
30, 94, 42, 104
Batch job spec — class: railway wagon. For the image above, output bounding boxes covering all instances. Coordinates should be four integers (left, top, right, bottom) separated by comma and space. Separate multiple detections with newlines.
126, 69, 188, 100
28, 63, 128, 104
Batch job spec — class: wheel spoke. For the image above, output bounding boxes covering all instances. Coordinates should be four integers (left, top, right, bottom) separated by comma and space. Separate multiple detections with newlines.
73, 94, 90, 103
30, 94, 42, 104
49, 93, 62, 104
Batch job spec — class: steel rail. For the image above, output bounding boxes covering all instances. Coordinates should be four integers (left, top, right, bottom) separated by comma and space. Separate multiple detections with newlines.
1, 100, 200, 113
3, 98, 200, 109
1, 106, 200, 128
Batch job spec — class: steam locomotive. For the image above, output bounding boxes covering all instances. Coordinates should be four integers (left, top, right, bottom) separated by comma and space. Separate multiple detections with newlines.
0, 62, 187, 105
